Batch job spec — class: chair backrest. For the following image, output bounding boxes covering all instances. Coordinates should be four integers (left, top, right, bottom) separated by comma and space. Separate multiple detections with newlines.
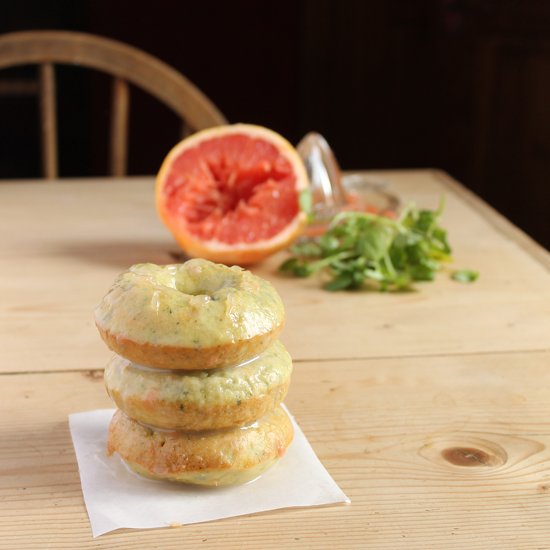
0, 30, 227, 178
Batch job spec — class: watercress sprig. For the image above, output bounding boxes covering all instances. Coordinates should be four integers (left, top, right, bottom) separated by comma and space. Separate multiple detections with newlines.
280, 199, 456, 291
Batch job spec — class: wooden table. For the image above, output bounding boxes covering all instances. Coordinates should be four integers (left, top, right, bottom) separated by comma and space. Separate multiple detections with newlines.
1, 170, 549, 549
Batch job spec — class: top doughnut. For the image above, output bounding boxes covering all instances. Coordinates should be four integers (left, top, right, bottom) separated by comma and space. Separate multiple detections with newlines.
95, 259, 285, 370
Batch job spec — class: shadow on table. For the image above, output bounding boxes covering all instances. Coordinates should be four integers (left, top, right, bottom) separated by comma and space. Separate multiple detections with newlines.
53, 240, 188, 269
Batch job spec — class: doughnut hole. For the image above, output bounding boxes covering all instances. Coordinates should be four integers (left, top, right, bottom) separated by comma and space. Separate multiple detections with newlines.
174, 260, 241, 297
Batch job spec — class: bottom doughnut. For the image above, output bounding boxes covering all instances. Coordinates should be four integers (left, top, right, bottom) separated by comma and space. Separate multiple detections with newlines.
107, 406, 293, 486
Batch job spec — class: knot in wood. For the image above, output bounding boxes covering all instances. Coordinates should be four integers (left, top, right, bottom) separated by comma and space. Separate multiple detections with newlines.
441, 446, 503, 467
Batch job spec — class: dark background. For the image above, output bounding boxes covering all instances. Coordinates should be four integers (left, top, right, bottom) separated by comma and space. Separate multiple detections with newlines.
1, 0, 549, 247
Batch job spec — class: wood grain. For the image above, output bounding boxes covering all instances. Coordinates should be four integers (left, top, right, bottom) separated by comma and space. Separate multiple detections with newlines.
0, 171, 548, 373
2, 351, 550, 548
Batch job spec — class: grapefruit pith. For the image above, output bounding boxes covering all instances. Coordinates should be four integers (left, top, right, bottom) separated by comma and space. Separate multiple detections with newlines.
156, 124, 308, 265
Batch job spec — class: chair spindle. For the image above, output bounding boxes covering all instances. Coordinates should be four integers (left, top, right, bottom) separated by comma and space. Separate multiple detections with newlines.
39, 62, 58, 179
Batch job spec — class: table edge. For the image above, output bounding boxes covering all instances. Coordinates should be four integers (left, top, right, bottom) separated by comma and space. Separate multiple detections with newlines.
430, 168, 550, 271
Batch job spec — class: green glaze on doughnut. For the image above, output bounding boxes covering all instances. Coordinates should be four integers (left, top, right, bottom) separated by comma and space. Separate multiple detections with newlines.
94, 259, 285, 348
105, 340, 292, 408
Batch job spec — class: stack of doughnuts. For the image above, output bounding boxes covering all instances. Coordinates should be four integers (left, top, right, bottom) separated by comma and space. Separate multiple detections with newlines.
95, 259, 294, 486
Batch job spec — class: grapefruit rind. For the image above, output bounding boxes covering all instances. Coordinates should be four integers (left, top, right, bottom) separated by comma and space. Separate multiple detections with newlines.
156, 124, 309, 265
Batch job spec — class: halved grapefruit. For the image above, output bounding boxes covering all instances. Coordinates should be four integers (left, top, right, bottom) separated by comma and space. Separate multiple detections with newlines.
156, 124, 309, 265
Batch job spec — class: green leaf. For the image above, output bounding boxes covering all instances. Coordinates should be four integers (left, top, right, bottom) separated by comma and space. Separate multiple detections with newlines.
324, 272, 355, 291
392, 273, 412, 290
289, 240, 322, 257
319, 233, 341, 253
415, 210, 437, 233
410, 263, 437, 281
432, 227, 452, 255
451, 269, 479, 283
279, 258, 300, 273
278, 258, 313, 277
356, 222, 394, 261
279, 197, 474, 293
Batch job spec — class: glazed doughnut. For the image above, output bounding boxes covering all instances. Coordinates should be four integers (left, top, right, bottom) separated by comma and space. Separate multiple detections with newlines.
108, 406, 294, 486
104, 340, 292, 430
95, 259, 285, 370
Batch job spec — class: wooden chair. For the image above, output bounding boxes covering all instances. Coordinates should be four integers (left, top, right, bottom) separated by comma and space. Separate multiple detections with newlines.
0, 30, 227, 178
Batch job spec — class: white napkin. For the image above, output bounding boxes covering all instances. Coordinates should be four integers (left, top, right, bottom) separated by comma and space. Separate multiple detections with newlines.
69, 408, 350, 537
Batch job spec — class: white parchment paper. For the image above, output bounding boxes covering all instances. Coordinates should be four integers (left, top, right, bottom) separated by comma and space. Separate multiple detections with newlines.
69, 408, 350, 537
